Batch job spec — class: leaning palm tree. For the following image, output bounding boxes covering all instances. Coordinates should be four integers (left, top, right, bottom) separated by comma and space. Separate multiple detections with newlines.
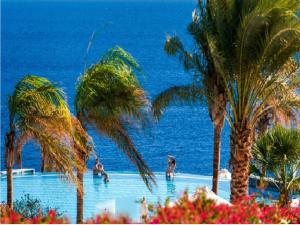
5, 75, 85, 208
75, 46, 156, 223
153, 0, 242, 194
206, 0, 300, 202
252, 126, 300, 207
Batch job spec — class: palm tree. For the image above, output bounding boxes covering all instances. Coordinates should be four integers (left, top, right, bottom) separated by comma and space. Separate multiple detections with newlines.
6, 75, 85, 208
251, 60, 300, 187
255, 62, 300, 138
252, 126, 300, 207
75, 46, 156, 223
152, 0, 243, 194
206, 0, 300, 202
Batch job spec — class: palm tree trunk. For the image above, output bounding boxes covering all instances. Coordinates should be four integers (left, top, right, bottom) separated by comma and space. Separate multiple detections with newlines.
41, 144, 46, 172
261, 164, 266, 177
41, 153, 45, 172
77, 170, 84, 224
255, 113, 269, 139
5, 131, 15, 208
76, 114, 87, 224
230, 123, 252, 203
212, 123, 223, 194
279, 189, 289, 207
209, 87, 226, 194
7, 166, 13, 208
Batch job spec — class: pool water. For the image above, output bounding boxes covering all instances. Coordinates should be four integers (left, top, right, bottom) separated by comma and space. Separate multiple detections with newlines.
0, 172, 230, 222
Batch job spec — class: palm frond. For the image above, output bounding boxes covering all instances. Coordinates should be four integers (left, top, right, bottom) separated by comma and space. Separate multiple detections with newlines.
99, 46, 142, 72
152, 85, 205, 119
92, 117, 156, 191
164, 36, 204, 74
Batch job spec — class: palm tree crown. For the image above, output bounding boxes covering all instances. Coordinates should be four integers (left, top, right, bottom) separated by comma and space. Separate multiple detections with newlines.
11, 75, 84, 182
6, 75, 87, 207
204, 0, 300, 201
75, 46, 156, 190
252, 126, 300, 206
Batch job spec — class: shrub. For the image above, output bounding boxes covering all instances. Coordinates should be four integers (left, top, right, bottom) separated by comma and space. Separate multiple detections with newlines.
0, 208, 68, 224
13, 194, 64, 219
146, 192, 300, 224
85, 213, 131, 224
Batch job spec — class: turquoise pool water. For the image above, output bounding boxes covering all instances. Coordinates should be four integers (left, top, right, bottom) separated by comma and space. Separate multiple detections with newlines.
0, 172, 230, 222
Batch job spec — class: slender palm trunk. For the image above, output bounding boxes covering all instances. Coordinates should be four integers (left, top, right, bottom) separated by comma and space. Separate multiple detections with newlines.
77, 170, 84, 224
212, 123, 224, 194
6, 131, 15, 208
256, 113, 269, 139
76, 113, 86, 224
7, 166, 13, 208
261, 164, 266, 177
41, 151, 45, 172
209, 87, 226, 194
230, 122, 252, 203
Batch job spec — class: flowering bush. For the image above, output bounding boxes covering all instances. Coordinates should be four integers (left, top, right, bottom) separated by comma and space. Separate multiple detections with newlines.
0, 207, 68, 224
146, 192, 300, 224
1, 192, 299, 224
85, 214, 131, 224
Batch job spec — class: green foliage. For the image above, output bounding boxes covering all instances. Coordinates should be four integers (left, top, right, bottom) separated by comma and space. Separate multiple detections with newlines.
98, 46, 142, 72
204, 0, 300, 129
75, 46, 155, 191
252, 126, 300, 205
9, 75, 86, 193
152, 85, 205, 119
10, 75, 69, 122
75, 64, 144, 120
153, 0, 235, 120
13, 194, 64, 219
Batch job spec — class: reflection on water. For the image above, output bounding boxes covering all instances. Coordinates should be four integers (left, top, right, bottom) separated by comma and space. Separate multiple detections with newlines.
92, 175, 109, 191
93, 175, 102, 192
166, 177, 176, 200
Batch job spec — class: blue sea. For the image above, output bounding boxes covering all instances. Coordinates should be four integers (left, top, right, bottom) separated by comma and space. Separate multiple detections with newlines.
1, 0, 231, 175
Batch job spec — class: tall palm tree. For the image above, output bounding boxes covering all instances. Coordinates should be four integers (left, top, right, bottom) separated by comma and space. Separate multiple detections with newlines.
206, 0, 300, 202
252, 126, 300, 207
75, 46, 156, 223
5, 75, 85, 208
153, 0, 242, 194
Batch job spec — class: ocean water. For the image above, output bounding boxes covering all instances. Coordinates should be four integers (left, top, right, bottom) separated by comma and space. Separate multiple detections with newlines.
1, 0, 230, 175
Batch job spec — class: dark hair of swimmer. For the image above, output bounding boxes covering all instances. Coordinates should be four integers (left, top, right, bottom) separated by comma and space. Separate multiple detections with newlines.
171, 158, 176, 165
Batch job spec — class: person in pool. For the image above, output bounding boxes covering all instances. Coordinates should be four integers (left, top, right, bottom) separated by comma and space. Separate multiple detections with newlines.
93, 158, 109, 182
166, 155, 176, 178
93, 158, 103, 175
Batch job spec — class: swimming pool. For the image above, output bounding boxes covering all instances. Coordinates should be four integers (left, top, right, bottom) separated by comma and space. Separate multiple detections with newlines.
0, 171, 230, 222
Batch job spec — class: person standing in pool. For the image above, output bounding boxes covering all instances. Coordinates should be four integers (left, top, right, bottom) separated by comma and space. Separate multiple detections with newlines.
93, 158, 104, 175
93, 158, 109, 182
166, 155, 176, 179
